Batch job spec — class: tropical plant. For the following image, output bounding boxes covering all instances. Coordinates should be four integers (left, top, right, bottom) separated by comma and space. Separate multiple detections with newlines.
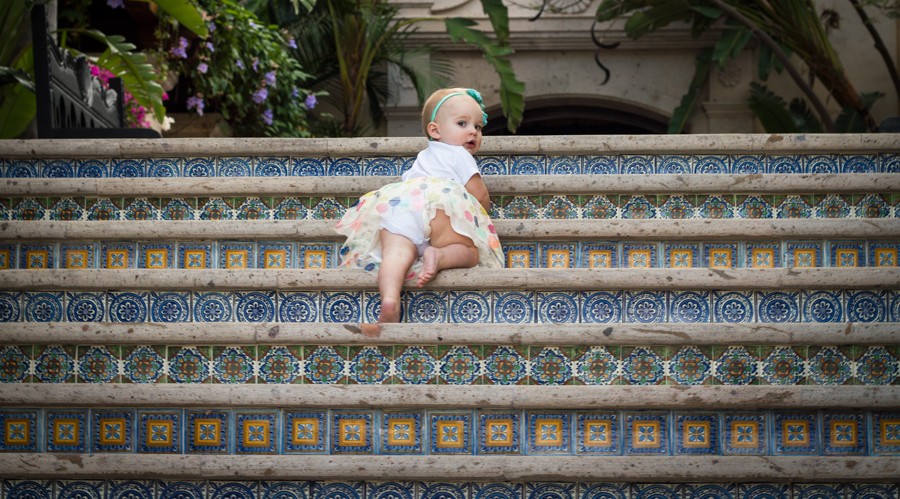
278, 0, 524, 135
156, 0, 320, 136
595, 0, 894, 133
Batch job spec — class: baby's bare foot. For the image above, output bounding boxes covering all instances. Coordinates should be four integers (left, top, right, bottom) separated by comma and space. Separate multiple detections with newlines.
378, 299, 401, 323
417, 246, 440, 287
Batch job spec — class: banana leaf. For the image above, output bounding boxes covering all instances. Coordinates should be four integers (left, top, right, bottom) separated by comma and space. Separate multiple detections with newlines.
835, 91, 883, 132
748, 82, 799, 133
153, 0, 208, 37
445, 17, 525, 133
668, 47, 711, 133
787, 97, 823, 133
0, 49, 35, 139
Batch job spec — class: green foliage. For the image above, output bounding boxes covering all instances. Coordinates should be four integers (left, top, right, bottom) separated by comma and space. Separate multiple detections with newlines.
0, 0, 35, 138
836, 91, 883, 132
76, 29, 167, 121
668, 48, 711, 133
445, 17, 525, 133
154, 0, 209, 38
159, 0, 319, 137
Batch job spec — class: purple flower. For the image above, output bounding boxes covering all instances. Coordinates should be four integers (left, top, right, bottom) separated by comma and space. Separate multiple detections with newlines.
170, 37, 189, 59
252, 58, 259, 71
292, 87, 299, 98
265, 71, 276, 86
262, 109, 273, 126
236, 59, 244, 69
207, 21, 216, 32
305, 94, 317, 109
288, 37, 297, 49
186, 96, 205, 116
206, 41, 215, 52
249, 20, 257, 29
252, 87, 268, 104
107, 0, 125, 8
197, 62, 208, 74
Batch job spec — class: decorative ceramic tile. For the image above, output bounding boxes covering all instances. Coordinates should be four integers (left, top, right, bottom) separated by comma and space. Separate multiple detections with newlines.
138, 411, 182, 453
501, 197, 543, 220
92, 410, 134, 452
33, 345, 75, 383
621, 347, 665, 385
213, 346, 256, 384
786, 242, 822, 268
620, 195, 656, 219
526, 412, 570, 454
148, 157, 181, 177
20, 243, 53, 269
24, 292, 63, 322
101, 242, 135, 269
758, 291, 800, 323
161, 198, 195, 220
802, 290, 843, 322
576, 347, 619, 385
292, 157, 329, 176
123, 198, 160, 221
669, 346, 712, 385
0, 244, 13, 270
167, 347, 212, 384
150, 292, 190, 323
504, 243, 537, 268
56, 481, 105, 498
857, 193, 890, 218
773, 412, 818, 454
77, 345, 120, 383
822, 413, 866, 455
274, 197, 308, 220
529, 347, 575, 385
473, 483, 523, 499
257, 346, 302, 384
745, 243, 780, 268
253, 157, 288, 176
723, 413, 766, 455
478, 412, 519, 454
0, 292, 21, 322
697, 195, 734, 219
510, 155, 545, 175
406, 291, 447, 323
122, 346, 166, 384
760, 346, 805, 385
846, 290, 886, 322
0, 411, 38, 452
580, 291, 622, 323
309, 197, 348, 220
277, 292, 318, 323
527, 482, 576, 499
236, 412, 277, 454
478, 156, 508, 175
449, 291, 491, 323
547, 156, 580, 174
484, 346, 527, 385
669, 291, 710, 323
382, 412, 423, 454
179, 243, 213, 269
299, 244, 333, 269
348, 346, 390, 384
817, 194, 853, 218
714, 347, 758, 385
112, 158, 146, 177
658, 156, 692, 174
658, 195, 696, 219
50, 197, 84, 221
871, 412, 900, 454
108, 292, 148, 323
193, 292, 233, 322
438, 346, 481, 385
12, 198, 47, 220
62, 244, 95, 269
624, 291, 665, 323
623, 243, 656, 268
187, 410, 229, 453
712, 291, 754, 323
540, 243, 575, 268
580, 243, 618, 269
304, 346, 347, 384
856, 346, 898, 385
46, 410, 88, 452
807, 346, 853, 385
430, 412, 473, 454
695, 155, 729, 173
322, 292, 361, 323
331, 411, 374, 453
493, 292, 535, 324
0, 345, 30, 383
75, 158, 108, 177
543, 196, 579, 219
236, 291, 276, 322
869, 242, 899, 267
674, 413, 718, 455
393, 346, 438, 385
623, 413, 668, 454
581, 195, 618, 219
537, 292, 579, 324
284, 411, 327, 453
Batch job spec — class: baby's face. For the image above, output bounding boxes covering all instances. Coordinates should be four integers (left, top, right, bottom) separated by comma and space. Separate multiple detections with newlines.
429, 96, 484, 154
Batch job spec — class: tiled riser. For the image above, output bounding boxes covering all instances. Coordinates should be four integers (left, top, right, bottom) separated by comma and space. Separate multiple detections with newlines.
2, 480, 897, 499
2, 408, 898, 456
6, 240, 900, 270
1, 344, 897, 386
3, 193, 899, 221
2, 289, 899, 324
2, 153, 899, 176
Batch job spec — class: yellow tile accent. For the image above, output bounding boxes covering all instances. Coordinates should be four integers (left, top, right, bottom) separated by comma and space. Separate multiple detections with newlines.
628, 249, 652, 268
793, 249, 816, 268
0, 249, 9, 269
730, 421, 759, 449
587, 250, 612, 269
874, 248, 897, 267
145, 249, 168, 269
835, 249, 858, 268
338, 418, 367, 446
65, 250, 89, 269
829, 420, 858, 448
782, 420, 810, 446
751, 248, 775, 268
683, 421, 711, 448
193, 418, 222, 446
435, 421, 465, 449
632, 421, 661, 449
106, 250, 129, 269
25, 250, 49, 269
507, 250, 531, 269
304, 250, 328, 269
485, 419, 515, 447
546, 250, 570, 268
387, 419, 416, 446
241, 420, 270, 448
879, 419, 900, 447
263, 250, 287, 269
98, 418, 127, 446
4, 419, 30, 445
53, 419, 80, 445
291, 418, 320, 446
584, 420, 612, 447
534, 418, 564, 446
708, 249, 733, 269
184, 250, 207, 269
146, 420, 173, 447
225, 250, 248, 269
670, 250, 693, 268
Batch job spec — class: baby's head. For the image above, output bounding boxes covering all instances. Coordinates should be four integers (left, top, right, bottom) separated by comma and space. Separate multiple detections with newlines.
422, 88, 488, 154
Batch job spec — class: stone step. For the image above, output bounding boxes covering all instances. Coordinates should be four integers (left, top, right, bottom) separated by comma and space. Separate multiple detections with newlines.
2, 454, 898, 482
5, 173, 899, 197
1, 321, 892, 345
2, 267, 897, 291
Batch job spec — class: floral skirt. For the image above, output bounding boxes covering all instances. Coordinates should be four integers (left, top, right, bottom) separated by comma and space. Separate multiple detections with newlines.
335, 176, 504, 280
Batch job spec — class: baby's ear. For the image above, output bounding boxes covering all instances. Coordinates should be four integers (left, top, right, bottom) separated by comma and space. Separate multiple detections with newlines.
426, 122, 440, 140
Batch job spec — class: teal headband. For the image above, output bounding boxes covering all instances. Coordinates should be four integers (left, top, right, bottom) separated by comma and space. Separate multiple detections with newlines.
430, 88, 488, 126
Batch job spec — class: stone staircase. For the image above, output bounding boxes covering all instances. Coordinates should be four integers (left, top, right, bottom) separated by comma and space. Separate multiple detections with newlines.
0, 134, 898, 498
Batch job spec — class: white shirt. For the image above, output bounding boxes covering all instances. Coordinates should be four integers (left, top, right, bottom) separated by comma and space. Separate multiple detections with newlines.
402, 141, 479, 186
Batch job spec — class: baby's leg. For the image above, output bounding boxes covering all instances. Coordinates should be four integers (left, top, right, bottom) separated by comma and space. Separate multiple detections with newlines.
378, 229, 417, 322
419, 210, 478, 287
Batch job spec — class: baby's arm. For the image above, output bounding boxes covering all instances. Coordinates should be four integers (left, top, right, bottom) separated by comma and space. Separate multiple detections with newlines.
464, 173, 491, 213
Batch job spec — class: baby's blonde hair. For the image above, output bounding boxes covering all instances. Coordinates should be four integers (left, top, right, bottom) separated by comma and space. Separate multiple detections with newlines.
421, 87, 470, 137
